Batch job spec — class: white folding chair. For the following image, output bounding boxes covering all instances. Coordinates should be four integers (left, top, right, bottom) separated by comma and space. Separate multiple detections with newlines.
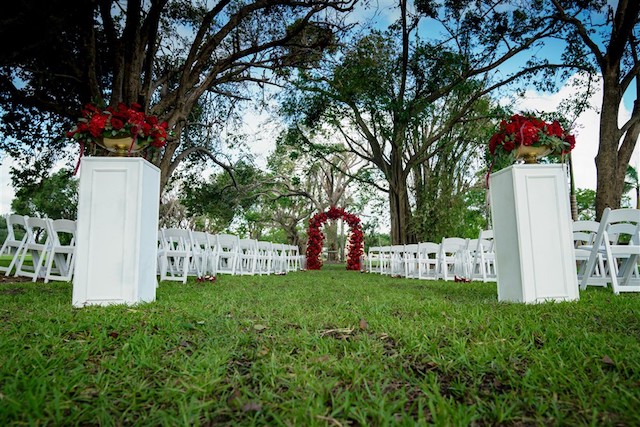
367, 246, 381, 274
272, 243, 286, 273
256, 241, 274, 275
14, 217, 52, 281
470, 230, 497, 283
237, 238, 258, 275
606, 221, 640, 286
286, 244, 301, 272
44, 219, 77, 283
417, 242, 439, 280
379, 246, 392, 275
403, 244, 419, 278
216, 234, 240, 275
388, 245, 406, 276
438, 237, 469, 281
205, 233, 219, 276
189, 230, 210, 277
580, 208, 640, 294
158, 228, 192, 283
573, 220, 607, 287
0, 214, 29, 276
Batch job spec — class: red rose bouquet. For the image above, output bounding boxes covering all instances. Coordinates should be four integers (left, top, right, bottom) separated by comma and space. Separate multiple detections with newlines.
67, 102, 168, 151
489, 114, 576, 161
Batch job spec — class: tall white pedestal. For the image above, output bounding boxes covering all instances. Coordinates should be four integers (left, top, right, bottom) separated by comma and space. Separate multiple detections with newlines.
73, 157, 160, 307
489, 164, 578, 303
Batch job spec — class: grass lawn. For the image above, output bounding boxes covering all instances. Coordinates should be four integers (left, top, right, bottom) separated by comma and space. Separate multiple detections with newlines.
1, 265, 639, 425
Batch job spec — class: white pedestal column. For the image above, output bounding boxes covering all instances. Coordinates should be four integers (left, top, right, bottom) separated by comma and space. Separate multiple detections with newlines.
73, 157, 160, 307
489, 164, 579, 303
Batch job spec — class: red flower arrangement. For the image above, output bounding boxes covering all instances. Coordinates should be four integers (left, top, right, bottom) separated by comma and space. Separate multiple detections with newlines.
67, 102, 168, 151
306, 206, 364, 271
489, 113, 576, 160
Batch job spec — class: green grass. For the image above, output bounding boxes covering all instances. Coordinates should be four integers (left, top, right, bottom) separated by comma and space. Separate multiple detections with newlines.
1, 265, 639, 426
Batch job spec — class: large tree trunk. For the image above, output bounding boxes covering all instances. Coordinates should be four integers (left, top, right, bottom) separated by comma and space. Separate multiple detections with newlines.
325, 221, 339, 262
595, 71, 623, 219
595, 67, 640, 219
388, 178, 415, 244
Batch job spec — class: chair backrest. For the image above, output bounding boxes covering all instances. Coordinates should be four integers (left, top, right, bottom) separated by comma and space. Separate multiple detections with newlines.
204, 233, 217, 251
3, 214, 28, 243
607, 222, 638, 244
590, 208, 639, 249
216, 234, 240, 252
288, 244, 299, 256
190, 230, 208, 245
440, 237, 468, 255
49, 219, 77, 246
418, 242, 439, 258
273, 243, 285, 255
404, 244, 419, 254
189, 230, 210, 255
573, 220, 600, 246
604, 208, 640, 244
466, 239, 479, 253
238, 238, 257, 252
25, 217, 52, 245
161, 228, 191, 251
389, 245, 406, 256
256, 241, 273, 252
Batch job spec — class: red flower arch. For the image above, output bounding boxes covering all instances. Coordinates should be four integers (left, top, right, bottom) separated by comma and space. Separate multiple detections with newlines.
306, 206, 364, 270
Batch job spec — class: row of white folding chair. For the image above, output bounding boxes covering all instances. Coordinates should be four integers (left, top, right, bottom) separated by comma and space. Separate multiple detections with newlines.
0, 214, 77, 283
366, 231, 496, 282
157, 229, 302, 283
579, 208, 640, 294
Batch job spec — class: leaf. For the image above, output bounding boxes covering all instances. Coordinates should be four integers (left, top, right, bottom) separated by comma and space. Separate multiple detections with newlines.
601, 355, 615, 366
253, 324, 267, 331
108, 331, 119, 339
359, 318, 368, 330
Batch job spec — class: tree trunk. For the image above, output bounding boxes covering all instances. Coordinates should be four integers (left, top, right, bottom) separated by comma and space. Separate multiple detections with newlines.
595, 70, 622, 219
388, 179, 415, 244
325, 221, 339, 262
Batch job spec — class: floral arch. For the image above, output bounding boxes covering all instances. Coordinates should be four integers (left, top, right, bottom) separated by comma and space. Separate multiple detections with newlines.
306, 206, 364, 270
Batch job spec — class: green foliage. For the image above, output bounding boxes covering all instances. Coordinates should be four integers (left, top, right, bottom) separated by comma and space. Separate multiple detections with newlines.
180, 161, 264, 234
575, 188, 596, 221
0, 270, 638, 425
10, 169, 77, 219
412, 186, 488, 242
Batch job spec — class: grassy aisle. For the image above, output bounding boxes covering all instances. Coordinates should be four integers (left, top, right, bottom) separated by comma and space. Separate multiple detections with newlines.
1, 266, 639, 425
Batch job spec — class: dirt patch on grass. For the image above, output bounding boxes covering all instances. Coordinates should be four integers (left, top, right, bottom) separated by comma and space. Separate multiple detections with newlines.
0, 287, 26, 295
0, 274, 33, 284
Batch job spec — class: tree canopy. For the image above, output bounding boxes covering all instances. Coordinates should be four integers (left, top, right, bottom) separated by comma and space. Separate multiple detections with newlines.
0, 0, 357, 190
